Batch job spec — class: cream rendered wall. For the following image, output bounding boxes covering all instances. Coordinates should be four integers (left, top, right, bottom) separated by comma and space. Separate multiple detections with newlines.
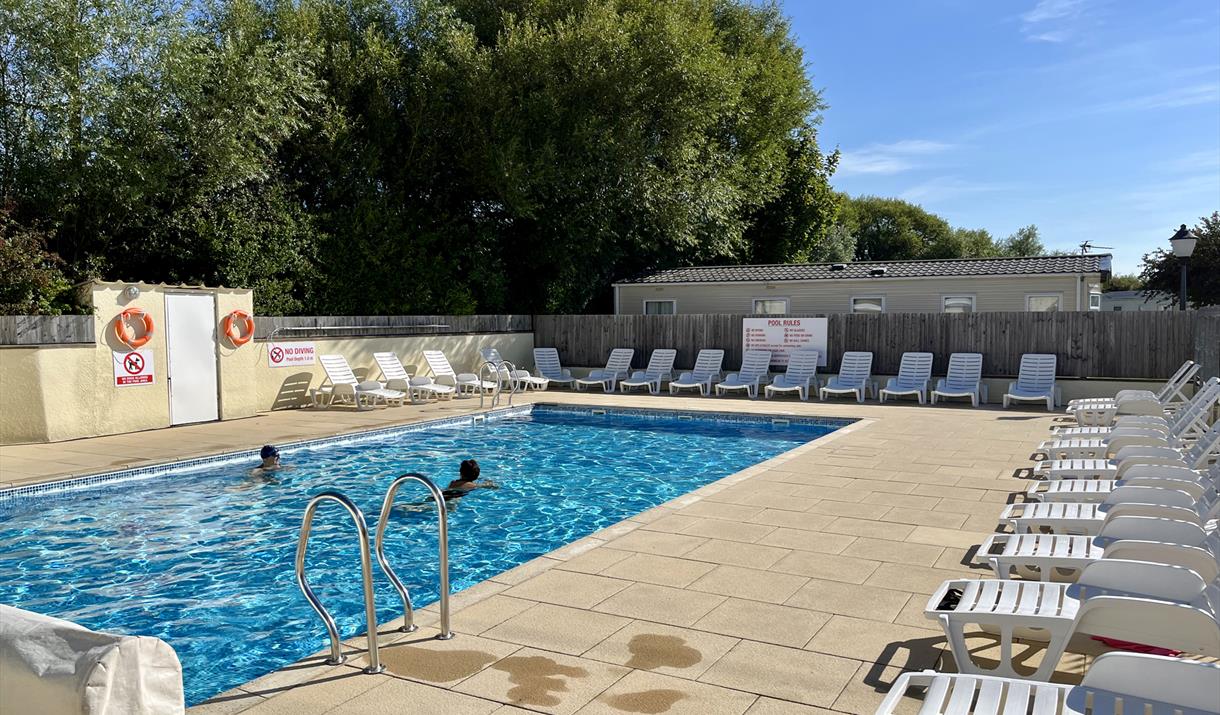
251, 333, 535, 410
617, 274, 1096, 314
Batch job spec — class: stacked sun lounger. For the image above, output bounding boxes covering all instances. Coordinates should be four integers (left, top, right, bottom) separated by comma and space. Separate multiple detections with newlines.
876, 363, 1220, 714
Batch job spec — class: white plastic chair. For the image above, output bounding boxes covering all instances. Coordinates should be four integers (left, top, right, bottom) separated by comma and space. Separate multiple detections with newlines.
875, 652, 1220, 715
926, 558, 1220, 680
619, 349, 677, 395
575, 348, 634, 392
819, 351, 874, 402
373, 352, 454, 402
1031, 420, 1220, 481
715, 350, 772, 399
480, 347, 549, 391
1067, 361, 1199, 425
764, 349, 820, 401
533, 348, 576, 389
931, 352, 985, 407
424, 350, 495, 397
669, 350, 724, 397
1052, 376, 1220, 441
312, 354, 406, 409
1003, 353, 1059, 411
878, 352, 933, 404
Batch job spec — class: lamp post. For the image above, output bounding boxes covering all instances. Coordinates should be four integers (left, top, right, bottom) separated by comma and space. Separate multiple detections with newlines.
1168, 224, 1198, 311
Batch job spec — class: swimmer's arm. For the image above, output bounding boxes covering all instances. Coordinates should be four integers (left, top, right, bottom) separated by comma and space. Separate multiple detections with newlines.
477, 481, 500, 490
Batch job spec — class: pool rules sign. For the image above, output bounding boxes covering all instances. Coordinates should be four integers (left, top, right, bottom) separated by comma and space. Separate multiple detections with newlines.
113, 350, 155, 386
742, 317, 828, 367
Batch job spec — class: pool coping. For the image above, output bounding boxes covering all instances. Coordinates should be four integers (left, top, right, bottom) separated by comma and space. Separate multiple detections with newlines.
194, 408, 877, 710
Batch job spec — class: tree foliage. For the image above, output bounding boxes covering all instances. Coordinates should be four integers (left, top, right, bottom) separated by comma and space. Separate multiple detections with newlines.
1139, 212, 1220, 308
1102, 273, 1143, 292
0, 207, 73, 314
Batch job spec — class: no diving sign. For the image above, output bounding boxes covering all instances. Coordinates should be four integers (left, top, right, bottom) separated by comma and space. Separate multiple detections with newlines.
267, 342, 316, 368
113, 350, 155, 387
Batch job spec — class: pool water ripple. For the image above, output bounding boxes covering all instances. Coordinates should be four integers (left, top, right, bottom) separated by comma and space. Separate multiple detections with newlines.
0, 408, 838, 704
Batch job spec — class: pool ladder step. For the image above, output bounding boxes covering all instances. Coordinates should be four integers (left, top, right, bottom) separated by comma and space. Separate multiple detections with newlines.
295, 473, 454, 674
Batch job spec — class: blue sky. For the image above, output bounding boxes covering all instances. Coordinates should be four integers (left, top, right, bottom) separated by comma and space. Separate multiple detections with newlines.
787, 0, 1220, 274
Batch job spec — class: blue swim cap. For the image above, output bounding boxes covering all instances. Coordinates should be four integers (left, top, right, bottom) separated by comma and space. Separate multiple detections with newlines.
260, 445, 279, 459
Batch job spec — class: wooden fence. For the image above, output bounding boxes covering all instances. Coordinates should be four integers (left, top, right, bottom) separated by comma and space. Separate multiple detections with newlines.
0, 315, 95, 345
252, 314, 533, 340
534, 312, 1220, 379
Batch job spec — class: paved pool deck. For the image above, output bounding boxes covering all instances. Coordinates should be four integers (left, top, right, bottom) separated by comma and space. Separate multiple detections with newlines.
2, 392, 1111, 714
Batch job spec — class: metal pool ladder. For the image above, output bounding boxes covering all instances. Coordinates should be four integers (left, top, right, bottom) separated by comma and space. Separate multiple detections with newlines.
294, 475, 454, 674
478, 359, 518, 409
375, 473, 453, 639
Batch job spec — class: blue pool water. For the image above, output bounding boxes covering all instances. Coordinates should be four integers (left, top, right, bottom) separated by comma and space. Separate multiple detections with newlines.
0, 405, 843, 704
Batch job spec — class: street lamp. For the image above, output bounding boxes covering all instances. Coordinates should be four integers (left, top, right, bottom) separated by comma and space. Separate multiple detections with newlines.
1169, 224, 1198, 311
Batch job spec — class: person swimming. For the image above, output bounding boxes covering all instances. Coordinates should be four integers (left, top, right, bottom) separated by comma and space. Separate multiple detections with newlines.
247, 445, 287, 483
442, 459, 498, 500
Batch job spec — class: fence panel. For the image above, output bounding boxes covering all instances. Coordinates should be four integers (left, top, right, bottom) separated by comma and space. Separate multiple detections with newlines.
0, 315, 95, 345
252, 314, 533, 340
534, 312, 1204, 378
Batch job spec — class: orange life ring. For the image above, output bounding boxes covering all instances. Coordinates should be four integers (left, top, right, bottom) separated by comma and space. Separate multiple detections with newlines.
114, 308, 154, 349
222, 309, 255, 346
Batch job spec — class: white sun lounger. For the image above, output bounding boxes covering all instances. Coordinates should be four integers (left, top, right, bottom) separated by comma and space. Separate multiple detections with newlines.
1066, 361, 1200, 426
1025, 461, 1218, 503
373, 352, 454, 402
669, 350, 724, 396
1003, 476, 1220, 536
575, 348, 634, 392
1051, 377, 1220, 440
1031, 422, 1220, 480
619, 349, 677, 395
533, 348, 577, 389
1003, 353, 1060, 411
312, 354, 407, 409
764, 349, 820, 401
875, 652, 1220, 715
879, 351, 934, 404
424, 350, 496, 396
480, 348, 549, 391
715, 350, 772, 399
1043, 378, 1220, 457
980, 515, 1217, 582
930, 352, 986, 406
926, 559, 1220, 680
819, 351, 874, 402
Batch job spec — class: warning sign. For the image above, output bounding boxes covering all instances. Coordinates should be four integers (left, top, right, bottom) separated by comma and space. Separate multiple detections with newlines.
267, 342, 316, 368
113, 350, 155, 386
742, 317, 828, 367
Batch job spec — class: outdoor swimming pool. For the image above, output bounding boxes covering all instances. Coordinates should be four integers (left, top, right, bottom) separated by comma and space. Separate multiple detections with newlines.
0, 405, 848, 705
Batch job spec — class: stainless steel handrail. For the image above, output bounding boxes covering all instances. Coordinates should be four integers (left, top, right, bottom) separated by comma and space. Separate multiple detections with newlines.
294, 491, 385, 673
478, 360, 518, 409
374, 473, 454, 640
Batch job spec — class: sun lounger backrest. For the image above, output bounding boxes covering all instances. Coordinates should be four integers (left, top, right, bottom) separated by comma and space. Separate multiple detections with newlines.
894, 352, 934, 388
738, 350, 772, 379
644, 349, 677, 377
1016, 353, 1056, 391
838, 351, 873, 385
1071, 653, 1220, 715
691, 350, 724, 379
423, 350, 456, 379
784, 350, 819, 381
604, 348, 634, 373
1156, 360, 1197, 401
533, 348, 566, 378
480, 347, 503, 364
944, 353, 983, 391
1185, 422, 1220, 464
373, 352, 409, 381
320, 355, 359, 386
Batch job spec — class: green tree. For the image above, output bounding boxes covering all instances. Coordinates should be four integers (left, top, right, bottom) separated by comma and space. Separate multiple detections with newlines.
1139, 213, 1220, 308
1102, 273, 1143, 292
838, 195, 955, 260
0, 207, 75, 314
997, 225, 1046, 256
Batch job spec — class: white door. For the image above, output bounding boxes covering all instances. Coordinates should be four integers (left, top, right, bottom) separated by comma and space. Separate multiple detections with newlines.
165, 293, 220, 425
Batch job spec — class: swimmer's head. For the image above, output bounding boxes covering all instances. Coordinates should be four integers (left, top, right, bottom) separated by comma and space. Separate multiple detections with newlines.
459, 459, 480, 482
260, 445, 280, 467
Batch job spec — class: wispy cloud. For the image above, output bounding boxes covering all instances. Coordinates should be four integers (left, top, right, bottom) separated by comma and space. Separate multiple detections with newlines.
1164, 150, 1220, 174
1020, 0, 1088, 42
1098, 82, 1220, 112
899, 177, 1005, 204
836, 140, 954, 176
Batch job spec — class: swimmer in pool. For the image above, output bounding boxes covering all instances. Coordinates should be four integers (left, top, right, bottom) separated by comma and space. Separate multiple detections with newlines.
442, 459, 498, 500
248, 445, 288, 482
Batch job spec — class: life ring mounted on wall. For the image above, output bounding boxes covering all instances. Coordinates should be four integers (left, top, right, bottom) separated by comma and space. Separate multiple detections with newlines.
222, 310, 255, 346
114, 308, 155, 349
